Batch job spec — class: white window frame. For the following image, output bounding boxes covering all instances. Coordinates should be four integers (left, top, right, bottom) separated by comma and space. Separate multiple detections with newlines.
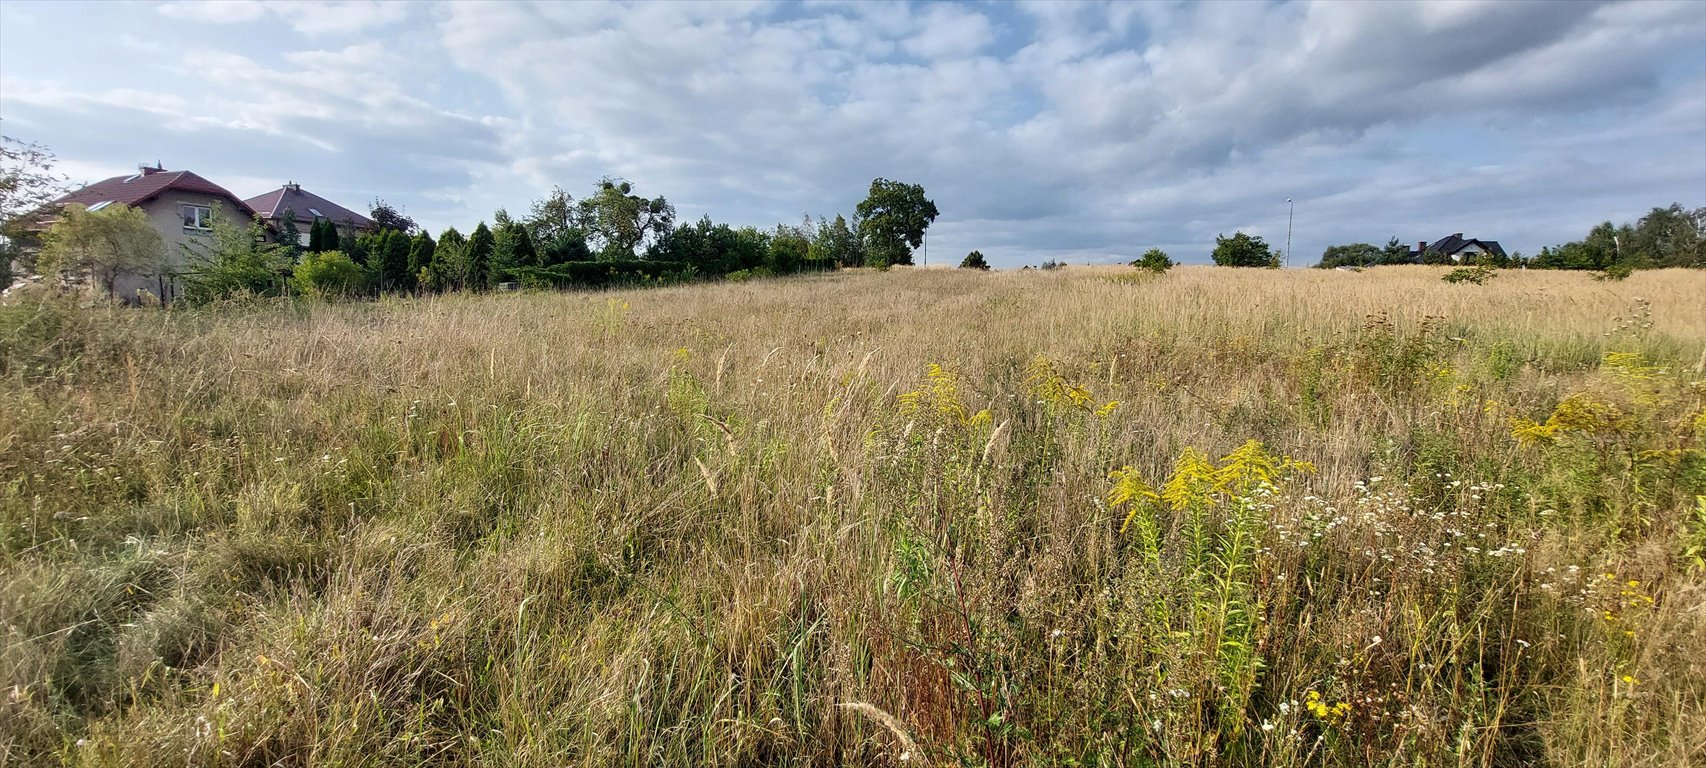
182, 204, 214, 231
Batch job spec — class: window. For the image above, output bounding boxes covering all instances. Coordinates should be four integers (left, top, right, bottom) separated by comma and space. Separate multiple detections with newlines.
86, 201, 115, 212
182, 204, 213, 231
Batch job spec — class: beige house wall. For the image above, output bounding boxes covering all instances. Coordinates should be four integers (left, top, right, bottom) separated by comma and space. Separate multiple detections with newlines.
109, 195, 244, 304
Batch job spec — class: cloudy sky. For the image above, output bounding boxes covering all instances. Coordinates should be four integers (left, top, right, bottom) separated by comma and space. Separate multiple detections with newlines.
2, 1, 1703, 266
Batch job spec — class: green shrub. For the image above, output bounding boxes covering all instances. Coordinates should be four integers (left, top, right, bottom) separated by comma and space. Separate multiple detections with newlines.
1442, 264, 1496, 284
511, 260, 690, 289
1597, 262, 1635, 282
291, 250, 369, 298
1132, 248, 1174, 274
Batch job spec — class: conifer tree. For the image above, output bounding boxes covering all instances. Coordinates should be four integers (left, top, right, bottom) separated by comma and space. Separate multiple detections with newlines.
465, 222, 495, 291
407, 231, 436, 288
434, 227, 465, 291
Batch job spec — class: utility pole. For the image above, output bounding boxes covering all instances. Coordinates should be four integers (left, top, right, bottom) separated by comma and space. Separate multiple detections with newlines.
1285, 198, 1294, 268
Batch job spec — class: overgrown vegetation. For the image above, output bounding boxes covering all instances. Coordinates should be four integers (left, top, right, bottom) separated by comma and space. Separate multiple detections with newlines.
1, 263, 1703, 767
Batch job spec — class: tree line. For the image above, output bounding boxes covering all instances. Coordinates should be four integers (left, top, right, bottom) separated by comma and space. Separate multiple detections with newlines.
1313, 203, 1704, 271
0, 135, 942, 302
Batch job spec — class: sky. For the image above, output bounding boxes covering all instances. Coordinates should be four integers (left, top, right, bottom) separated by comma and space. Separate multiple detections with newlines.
2, 0, 1703, 267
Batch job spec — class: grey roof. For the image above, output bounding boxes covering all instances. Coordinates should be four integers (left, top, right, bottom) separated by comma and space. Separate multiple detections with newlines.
242, 184, 374, 229
1409, 233, 1508, 260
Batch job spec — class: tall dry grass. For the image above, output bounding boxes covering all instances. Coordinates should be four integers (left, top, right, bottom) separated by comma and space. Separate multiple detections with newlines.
2, 265, 1703, 766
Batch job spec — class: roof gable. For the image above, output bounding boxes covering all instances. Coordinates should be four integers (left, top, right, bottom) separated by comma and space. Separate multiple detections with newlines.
243, 185, 375, 229
52, 168, 256, 218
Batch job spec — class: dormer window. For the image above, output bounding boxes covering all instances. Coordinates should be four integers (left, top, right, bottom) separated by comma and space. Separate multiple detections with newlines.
182, 204, 213, 231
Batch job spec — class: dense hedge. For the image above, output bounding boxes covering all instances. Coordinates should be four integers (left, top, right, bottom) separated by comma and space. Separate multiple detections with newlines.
511, 260, 693, 289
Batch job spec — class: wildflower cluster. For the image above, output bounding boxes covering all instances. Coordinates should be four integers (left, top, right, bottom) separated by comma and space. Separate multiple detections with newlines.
1027, 356, 1118, 417
898, 363, 992, 428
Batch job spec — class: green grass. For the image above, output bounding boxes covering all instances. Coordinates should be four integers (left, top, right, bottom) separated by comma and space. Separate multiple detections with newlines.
2, 265, 1704, 766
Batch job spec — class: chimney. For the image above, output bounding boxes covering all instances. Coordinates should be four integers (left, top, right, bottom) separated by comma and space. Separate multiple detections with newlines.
138, 161, 166, 175
1452, 233, 1463, 239
1417, 241, 1427, 252
285, 181, 301, 193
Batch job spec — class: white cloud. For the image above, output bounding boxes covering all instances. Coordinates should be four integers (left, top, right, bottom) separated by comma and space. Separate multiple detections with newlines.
157, 1, 267, 24
156, 0, 407, 36
5, 0, 1703, 264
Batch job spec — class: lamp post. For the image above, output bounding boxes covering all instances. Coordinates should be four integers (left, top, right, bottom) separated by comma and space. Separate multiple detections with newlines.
1285, 198, 1294, 268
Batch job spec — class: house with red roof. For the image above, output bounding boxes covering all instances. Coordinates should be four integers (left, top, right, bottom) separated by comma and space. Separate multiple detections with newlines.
44, 163, 256, 302
244, 182, 375, 247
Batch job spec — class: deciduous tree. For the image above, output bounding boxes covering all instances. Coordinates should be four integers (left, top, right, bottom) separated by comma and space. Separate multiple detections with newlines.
369, 198, 418, 236
1211, 232, 1278, 268
181, 207, 291, 301
855, 178, 937, 267
39, 203, 166, 298
1, 134, 67, 282
579, 178, 675, 259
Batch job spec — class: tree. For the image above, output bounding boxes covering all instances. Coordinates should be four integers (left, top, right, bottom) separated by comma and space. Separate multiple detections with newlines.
811, 214, 864, 268
1133, 248, 1173, 273
525, 186, 580, 244
1, 134, 68, 283
369, 198, 418, 235
432, 227, 466, 291
276, 209, 302, 262
341, 227, 367, 264
523, 186, 592, 265
407, 231, 436, 289
464, 222, 495, 291
1315, 242, 1381, 269
38, 203, 166, 298
855, 178, 938, 267
768, 224, 810, 274
1379, 237, 1412, 265
960, 250, 990, 270
490, 220, 539, 284
181, 207, 291, 302
1629, 203, 1704, 268
1211, 232, 1278, 268
579, 178, 675, 259
306, 218, 327, 253
373, 228, 413, 291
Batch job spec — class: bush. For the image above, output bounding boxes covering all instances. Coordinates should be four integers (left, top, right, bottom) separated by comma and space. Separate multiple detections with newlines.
1132, 248, 1174, 274
292, 250, 370, 298
1442, 264, 1496, 285
1597, 262, 1635, 282
1039, 259, 1065, 271
960, 250, 991, 270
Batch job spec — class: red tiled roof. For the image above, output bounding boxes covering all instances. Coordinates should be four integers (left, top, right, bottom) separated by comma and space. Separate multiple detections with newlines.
52, 168, 257, 218
242, 184, 375, 229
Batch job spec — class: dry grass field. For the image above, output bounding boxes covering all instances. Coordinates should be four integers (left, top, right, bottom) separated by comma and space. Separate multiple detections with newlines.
3, 265, 1704, 766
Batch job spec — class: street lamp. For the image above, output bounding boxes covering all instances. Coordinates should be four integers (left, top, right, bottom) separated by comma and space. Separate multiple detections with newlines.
1285, 198, 1294, 268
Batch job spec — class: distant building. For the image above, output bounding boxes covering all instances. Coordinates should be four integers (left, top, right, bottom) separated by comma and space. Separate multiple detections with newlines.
45, 163, 257, 302
243, 182, 375, 247
1409, 233, 1507, 264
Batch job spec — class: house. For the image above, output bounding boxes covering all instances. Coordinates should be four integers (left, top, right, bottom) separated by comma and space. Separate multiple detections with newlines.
45, 163, 257, 302
1409, 233, 1508, 264
243, 182, 374, 247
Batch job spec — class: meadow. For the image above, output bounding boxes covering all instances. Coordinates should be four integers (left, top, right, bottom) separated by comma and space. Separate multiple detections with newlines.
1, 265, 1703, 766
